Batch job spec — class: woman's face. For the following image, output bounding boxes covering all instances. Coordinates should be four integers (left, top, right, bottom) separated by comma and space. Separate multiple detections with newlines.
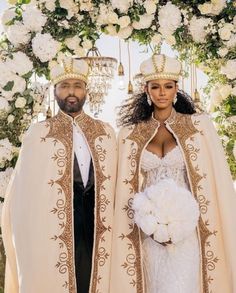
146, 79, 178, 110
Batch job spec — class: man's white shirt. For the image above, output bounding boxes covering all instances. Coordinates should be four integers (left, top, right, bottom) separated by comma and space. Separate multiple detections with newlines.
73, 123, 91, 187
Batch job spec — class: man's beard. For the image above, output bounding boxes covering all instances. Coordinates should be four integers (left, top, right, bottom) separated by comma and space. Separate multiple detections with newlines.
55, 94, 86, 114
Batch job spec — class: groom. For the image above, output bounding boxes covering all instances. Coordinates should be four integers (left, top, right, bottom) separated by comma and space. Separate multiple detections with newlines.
2, 57, 117, 293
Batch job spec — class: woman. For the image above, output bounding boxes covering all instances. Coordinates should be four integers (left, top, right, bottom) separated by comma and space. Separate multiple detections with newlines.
110, 54, 236, 293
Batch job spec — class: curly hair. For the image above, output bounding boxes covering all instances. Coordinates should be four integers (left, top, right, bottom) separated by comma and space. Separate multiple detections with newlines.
117, 89, 196, 127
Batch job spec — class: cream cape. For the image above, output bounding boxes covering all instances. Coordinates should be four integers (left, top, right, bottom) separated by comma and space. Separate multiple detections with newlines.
2, 110, 117, 293
110, 109, 236, 293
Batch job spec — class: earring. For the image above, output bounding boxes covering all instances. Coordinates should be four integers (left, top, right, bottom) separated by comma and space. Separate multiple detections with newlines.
173, 94, 177, 104
146, 94, 152, 106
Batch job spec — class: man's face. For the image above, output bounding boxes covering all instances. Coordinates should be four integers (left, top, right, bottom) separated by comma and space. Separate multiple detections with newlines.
54, 78, 87, 115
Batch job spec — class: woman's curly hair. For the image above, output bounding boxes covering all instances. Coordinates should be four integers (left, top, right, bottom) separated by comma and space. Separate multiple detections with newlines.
117, 89, 196, 127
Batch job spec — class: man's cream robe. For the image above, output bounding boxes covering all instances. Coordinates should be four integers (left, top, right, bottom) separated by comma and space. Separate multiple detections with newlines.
111, 109, 236, 293
2, 110, 117, 293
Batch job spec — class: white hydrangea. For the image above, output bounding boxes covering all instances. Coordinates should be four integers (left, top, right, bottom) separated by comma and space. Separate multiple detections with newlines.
189, 16, 211, 43
133, 179, 199, 244
15, 97, 27, 108
144, 0, 157, 15
0, 138, 14, 164
0, 168, 14, 198
59, 0, 79, 19
22, 6, 47, 32
111, 0, 133, 13
0, 97, 10, 112
218, 23, 234, 41
132, 14, 154, 30
1, 9, 16, 29
117, 25, 133, 39
7, 52, 33, 76
9, 75, 27, 96
6, 22, 31, 47
65, 35, 81, 51
0, 61, 14, 88
221, 59, 236, 80
32, 33, 60, 63
199, 0, 226, 15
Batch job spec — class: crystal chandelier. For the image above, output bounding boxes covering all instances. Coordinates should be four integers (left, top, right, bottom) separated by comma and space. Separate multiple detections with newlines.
133, 73, 145, 94
78, 47, 117, 114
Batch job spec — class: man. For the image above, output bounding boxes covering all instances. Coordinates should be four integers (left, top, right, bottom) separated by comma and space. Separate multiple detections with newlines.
2, 58, 117, 293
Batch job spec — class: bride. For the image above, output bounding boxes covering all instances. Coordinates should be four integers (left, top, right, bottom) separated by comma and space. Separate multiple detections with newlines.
110, 54, 236, 293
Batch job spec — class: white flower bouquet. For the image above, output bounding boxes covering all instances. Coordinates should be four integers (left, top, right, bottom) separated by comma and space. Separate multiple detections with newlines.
133, 179, 200, 244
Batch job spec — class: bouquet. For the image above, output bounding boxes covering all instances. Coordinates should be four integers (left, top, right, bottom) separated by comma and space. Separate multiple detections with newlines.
133, 179, 200, 244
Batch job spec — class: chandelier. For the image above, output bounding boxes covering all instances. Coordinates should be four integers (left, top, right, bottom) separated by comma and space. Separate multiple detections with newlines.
78, 47, 117, 114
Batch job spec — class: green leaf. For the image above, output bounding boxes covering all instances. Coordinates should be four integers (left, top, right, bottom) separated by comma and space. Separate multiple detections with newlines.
3, 81, 14, 91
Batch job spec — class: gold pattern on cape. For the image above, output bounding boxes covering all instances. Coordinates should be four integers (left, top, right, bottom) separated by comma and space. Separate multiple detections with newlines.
74, 113, 109, 293
45, 111, 75, 292
125, 118, 159, 293
168, 112, 214, 293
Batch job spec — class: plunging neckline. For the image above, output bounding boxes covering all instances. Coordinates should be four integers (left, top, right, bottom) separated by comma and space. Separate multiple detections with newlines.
145, 145, 179, 160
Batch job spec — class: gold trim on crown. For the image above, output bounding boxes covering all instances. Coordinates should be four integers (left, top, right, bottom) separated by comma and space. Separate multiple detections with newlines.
144, 72, 180, 82
52, 73, 88, 85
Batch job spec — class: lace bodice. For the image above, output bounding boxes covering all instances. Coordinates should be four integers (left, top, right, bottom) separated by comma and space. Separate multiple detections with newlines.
141, 145, 189, 189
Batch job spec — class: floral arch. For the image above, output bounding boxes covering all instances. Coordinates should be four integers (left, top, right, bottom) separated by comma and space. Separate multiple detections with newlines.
0, 0, 235, 289
0, 0, 236, 196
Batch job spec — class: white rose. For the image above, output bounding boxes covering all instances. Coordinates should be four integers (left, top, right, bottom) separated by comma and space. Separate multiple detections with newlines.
218, 47, 228, 57
74, 46, 86, 57
144, 0, 157, 15
65, 35, 81, 51
198, 3, 212, 15
158, 3, 182, 36
59, 0, 79, 19
225, 34, 236, 48
111, 0, 133, 13
0, 61, 14, 88
151, 33, 162, 45
0, 97, 10, 112
3, 74, 26, 97
22, 6, 47, 32
132, 14, 154, 30
118, 16, 131, 28
6, 23, 31, 47
117, 25, 133, 39
0, 138, 13, 163
107, 11, 119, 24
189, 16, 211, 43
105, 25, 117, 36
80, 0, 93, 11
165, 34, 176, 46
218, 23, 234, 41
43, 0, 56, 12
221, 59, 236, 80
232, 87, 236, 96
82, 39, 93, 50
1, 9, 16, 29
219, 84, 232, 99
15, 97, 27, 108
32, 33, 60, 63
7, 114, 15, 123
7, 52, 33, 76
211, 0, 227, 15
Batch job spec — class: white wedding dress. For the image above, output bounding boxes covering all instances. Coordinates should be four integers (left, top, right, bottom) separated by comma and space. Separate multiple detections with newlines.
141, 146, 200, 293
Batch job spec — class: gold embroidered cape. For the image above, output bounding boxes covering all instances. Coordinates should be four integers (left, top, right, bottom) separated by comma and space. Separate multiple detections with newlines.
2, 110, 117, 293
110, 110, 236, 293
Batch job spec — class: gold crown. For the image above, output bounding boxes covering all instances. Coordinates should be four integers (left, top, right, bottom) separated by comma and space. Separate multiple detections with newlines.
140, 54, 182, 82
50, 58, 89, 85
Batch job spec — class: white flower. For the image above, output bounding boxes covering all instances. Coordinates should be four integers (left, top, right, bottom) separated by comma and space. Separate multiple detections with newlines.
65, 35, 81, 51
219, 84, 232, 99
0, 138, 14, 163
58, 20, 70, 29
199, 0, 226, 15
74, 46, 86, 57
232, 87, 236, 96
22, 6, 47, 32
221, 59, 236, 80
118, 16, 131, 28
0, 168, 14, 198
0, 97, 10, 112
79, 0, 93, 11
233, 15, 236, 27
165, 34, 176, 46
107, 12, 119, 24
208, 83, 232, 111
7, 52, 33, 76
158, 3, 182, 37
144, 0, 157, 15
198, 3, 212, 15
105, 25, 117, 36
6, 23, 31, 47
111, 0, 133, 13
233, 142, 236, 160
189, 16, 211, 43
10, 75, 27, 95
218, 23, 234, 41
151, 33, 162, 45
7, 114, 15, 123
117, 25, 133, 39
225, 34, 236, 49
1, 9, 16, 29
218, 47, 228, 57
32, 33, 60, 63
15, 97, 27, 108
132, 14, 154, 30
133, 179, 199, 244
82, 39, 93, 50
59, 0, 79, 19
